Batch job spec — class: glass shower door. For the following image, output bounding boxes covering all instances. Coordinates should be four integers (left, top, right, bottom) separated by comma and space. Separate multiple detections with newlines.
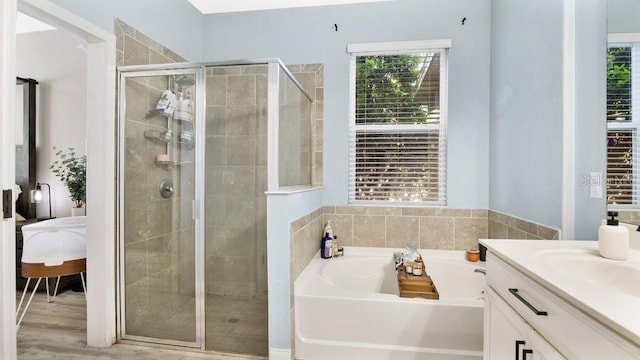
118, 68, 201, 346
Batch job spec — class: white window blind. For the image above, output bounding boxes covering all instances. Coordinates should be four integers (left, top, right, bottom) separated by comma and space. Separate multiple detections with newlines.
607, 42, 640, 206
348, 46, 448, 205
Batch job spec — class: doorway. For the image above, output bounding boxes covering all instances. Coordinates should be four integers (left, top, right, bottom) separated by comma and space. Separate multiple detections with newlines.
0, 0, 116, 357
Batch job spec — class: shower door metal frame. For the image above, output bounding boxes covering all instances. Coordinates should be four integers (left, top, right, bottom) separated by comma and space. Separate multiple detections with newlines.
116, 59, 314, 352
116, 65, 206, 349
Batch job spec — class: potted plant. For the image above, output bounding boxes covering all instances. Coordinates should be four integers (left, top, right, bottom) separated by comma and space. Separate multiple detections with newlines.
50, 147, 86, 216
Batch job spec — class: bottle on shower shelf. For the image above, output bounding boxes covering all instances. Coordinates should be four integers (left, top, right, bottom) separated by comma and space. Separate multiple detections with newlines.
155, 90, 176, 116
174, 92, 193, 122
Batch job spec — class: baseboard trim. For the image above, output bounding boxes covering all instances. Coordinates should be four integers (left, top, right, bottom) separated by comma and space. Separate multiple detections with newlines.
269, 348, 292, 360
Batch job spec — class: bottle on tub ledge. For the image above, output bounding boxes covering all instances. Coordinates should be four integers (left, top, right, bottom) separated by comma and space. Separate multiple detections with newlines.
321, 232, 333, 259
324, 220, 334, 239
321, 220, 343, 258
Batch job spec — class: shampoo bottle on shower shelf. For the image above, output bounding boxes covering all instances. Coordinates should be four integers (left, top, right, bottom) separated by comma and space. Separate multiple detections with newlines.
598, 211, 629, 260
174, 92, 193, 122
321, 232, 333, 259
155, 90, 176, 116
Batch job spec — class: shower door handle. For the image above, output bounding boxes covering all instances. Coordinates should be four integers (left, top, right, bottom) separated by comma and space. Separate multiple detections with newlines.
192, 199, 200, 220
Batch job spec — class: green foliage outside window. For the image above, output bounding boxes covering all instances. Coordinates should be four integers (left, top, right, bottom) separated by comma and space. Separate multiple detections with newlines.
607, 46, 633, 205
355, 54, 435, 125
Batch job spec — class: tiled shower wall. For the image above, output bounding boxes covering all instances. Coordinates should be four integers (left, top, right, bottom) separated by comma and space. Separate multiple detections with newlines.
278, 70, 313, 187
117, 19, 193, 333
289, 65, 324, 186
205, 64, 269, 298
203, 63, 324, 297
118, 18, 325, 303
115, 19, 184, 67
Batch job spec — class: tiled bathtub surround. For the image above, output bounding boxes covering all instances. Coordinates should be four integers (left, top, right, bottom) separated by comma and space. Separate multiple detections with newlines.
617, 211, 640, 226
289, 207, 323, 357
291, 207, 561, 281
290, 208, 324, 280
323, 206, 489, 250
289, 206, 559, 358
290, 206, 489, 281
488, 210, 560, 240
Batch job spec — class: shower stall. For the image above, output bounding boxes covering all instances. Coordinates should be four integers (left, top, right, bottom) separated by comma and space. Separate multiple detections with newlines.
117, 60, 313, 355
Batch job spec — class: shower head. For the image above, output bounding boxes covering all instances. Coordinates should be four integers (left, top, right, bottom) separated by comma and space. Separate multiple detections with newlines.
173, 75, 195, 88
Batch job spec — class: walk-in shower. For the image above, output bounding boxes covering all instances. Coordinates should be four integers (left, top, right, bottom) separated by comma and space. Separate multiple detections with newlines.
117, 60, 313, 355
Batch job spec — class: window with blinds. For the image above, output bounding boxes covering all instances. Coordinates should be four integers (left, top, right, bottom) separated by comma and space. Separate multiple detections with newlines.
348, 42, 448, 205
607, 42, 639, 206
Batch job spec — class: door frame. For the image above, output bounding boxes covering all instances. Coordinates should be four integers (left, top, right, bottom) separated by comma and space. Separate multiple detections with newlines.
0, 0, 18, 357
0, 0, 117, 354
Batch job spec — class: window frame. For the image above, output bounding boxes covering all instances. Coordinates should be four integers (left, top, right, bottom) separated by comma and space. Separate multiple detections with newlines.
607, 35, 640, 209
347, 40, 450, 206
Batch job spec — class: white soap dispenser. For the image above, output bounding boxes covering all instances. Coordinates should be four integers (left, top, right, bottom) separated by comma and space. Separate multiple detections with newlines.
598, 211, 629, 260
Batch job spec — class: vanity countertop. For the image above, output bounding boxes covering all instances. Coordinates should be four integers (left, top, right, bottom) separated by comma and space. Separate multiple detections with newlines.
480, 239, 640, 348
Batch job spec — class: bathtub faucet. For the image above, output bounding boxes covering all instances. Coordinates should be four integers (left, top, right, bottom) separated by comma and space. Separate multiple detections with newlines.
474, 268, 486, 275
393, 252, 403, 269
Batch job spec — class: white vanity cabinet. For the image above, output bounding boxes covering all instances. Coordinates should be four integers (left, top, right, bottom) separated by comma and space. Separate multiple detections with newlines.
483, 247, 640, 360
485, 288, 564, 360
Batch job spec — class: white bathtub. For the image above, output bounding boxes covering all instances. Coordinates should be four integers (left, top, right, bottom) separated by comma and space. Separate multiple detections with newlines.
294, 247, 485, 360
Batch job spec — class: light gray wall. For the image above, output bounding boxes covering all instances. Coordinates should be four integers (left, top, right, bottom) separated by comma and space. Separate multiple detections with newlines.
489, 0, 564, 229
490, 0, 607, 237
17, 29, 87, 218
202, 0, 492, 209
574, 0, 607, 240
267, 189, 322, 353
50, 0, 203, 61
608, 0, 640, 34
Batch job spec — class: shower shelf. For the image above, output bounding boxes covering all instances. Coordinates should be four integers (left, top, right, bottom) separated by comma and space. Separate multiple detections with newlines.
155, 160, 193, 169
151, 111, 193, 123
144, 130, 195, 148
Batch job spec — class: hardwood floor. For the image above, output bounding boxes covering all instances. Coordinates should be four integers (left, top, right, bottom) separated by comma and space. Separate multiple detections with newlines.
17, 290, 264, 359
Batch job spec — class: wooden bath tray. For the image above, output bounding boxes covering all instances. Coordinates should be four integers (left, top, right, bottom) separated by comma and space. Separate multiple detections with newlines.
397, 266, 439, 300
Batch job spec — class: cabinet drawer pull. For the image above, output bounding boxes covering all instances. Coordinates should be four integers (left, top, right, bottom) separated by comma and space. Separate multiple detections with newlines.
509, 288, 548, 316
515, 340, 525, 360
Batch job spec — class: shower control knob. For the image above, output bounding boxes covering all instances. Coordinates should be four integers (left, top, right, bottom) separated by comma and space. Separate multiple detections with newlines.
159, 179, 174, 199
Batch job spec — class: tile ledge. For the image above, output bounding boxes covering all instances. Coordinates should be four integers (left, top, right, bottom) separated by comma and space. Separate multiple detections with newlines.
266, 186, 322, 195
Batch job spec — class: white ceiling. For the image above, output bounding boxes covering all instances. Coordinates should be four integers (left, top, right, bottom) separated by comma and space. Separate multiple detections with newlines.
188, 0, 395, 14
